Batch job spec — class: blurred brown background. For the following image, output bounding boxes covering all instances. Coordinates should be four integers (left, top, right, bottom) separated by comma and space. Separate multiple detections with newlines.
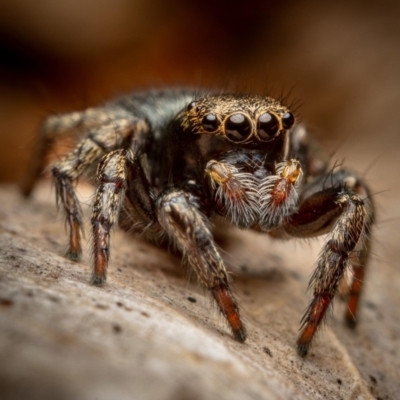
1, 0, 399, 182
2, 0, 400, 250
1, 0, 399, 260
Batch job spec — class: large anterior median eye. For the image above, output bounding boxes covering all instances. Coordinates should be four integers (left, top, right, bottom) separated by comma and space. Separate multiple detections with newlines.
257, 112, 279, 141
224, 113, 252, 142
202, 114, 220, 132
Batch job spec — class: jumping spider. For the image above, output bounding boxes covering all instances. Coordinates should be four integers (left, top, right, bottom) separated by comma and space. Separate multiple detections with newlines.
22, 88, 374, 357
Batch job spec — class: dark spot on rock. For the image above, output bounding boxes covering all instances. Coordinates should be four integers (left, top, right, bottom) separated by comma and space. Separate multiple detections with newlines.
141, 311, 150, 318
48, 295, 60, 303
263, 347, 273, 357
243, 290, 250, 296
116, 301, 123, 307
117, 268, 122, 272
376, 311, 383, 320
113, 323, 122, 333
369, 375, 377, 384
289, 270, 302, 281
26, 291, 34, 297
0, 298, 14, 307
95, 303, 108, 310
187, 296, 196, 303
17, 248, 27, 253
365, 301, 377, 310
337, 379, 342, 385
240, 265, 248, 272
46, 236, 59, 246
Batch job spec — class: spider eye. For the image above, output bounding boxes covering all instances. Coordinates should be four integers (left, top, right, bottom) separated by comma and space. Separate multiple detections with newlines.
202, 114, 219, 132
225, 113, 252, 142
187, 101, 197, 111
257, 112, 279, 140
282, 112, 295, 129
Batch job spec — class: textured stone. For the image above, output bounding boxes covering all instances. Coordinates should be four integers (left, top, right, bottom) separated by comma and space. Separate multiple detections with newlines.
0, 183, 398, 400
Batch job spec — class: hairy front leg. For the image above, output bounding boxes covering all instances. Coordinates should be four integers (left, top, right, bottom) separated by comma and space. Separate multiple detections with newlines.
157, 189, 247, 342
91, 148, 158, 284
284, 177, 372, 356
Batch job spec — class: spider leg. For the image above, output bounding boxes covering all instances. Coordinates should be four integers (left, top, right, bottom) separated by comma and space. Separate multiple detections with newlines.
282, 171, 373, 357
157, 189, 247, 342
50, 117, 148, 261
91, 147, 159, 284
21, 107, 134, 197
118, 154, 158, 234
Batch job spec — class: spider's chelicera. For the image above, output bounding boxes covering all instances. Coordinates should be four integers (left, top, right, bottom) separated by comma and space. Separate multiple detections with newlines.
22, 88, 374, 357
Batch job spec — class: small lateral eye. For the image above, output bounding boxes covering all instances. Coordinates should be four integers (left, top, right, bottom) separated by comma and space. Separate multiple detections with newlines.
202, 114, 219, 132
282, 112, 295, 129
225, 113, 252, 142
257, 112, 279, 140
187, 101, 197, 111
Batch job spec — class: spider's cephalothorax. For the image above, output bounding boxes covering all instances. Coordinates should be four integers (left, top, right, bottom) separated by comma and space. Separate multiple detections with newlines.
22, 88, 374, 357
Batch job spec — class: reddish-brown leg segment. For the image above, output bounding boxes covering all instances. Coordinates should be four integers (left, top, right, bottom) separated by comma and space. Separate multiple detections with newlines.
284, 182, 371, 356
91, 148, 159, 284
52, 173, 84, 260
50, 121, 132, 260
21, 106, 148, 262
344, 232, 372, 327
91, 150, 129, 285
211, 283, 246, 342
157, 189, 247, 342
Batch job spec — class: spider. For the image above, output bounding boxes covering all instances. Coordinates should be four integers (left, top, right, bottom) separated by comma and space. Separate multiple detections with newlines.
21, 88, 374, 357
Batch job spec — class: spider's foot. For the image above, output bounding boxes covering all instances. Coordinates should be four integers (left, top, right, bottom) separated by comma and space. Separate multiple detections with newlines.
66, 251, 81, 262
233, 326, 247, 343
296, 343, 309, 358
91, 274, 106, 286
296, 324, 316, 357
211, 282, 247, 343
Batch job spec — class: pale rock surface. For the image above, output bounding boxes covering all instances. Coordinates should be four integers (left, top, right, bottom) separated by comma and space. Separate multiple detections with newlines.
0, 182, 399, 400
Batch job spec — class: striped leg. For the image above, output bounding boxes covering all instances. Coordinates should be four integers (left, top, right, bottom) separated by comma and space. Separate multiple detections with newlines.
157, 189, 247, 342
283, 172, 373, 356
50, 117, 147, 260
91, 149, 158, 284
